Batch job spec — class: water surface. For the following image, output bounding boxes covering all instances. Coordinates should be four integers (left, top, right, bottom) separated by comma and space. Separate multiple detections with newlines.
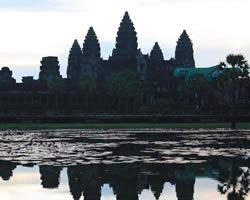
0, 129, 249, 200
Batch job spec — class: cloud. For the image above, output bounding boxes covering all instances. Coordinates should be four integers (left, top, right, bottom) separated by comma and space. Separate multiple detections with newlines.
0, 0, 83, 12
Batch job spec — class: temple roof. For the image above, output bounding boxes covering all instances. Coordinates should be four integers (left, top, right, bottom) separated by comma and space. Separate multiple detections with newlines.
150, 42, 164, 61
175, 30, 195, 67
67, 40, 82, 79
82, 26, 101, 60
116, 11, 137, 48
111, 11, 138, 59
174, 65, 220, 80
177, 30, 192, 46
69, 39, 82, 57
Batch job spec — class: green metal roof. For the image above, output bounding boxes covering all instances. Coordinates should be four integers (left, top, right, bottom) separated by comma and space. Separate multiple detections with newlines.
174, 65, 220, 80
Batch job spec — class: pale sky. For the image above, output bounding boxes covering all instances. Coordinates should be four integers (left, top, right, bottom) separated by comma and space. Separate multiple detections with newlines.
0, 0, 250, 82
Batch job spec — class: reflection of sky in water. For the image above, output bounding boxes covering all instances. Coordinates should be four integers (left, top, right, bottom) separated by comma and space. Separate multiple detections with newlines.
0, 166, 116, 200
139, 180, 228, 200
0, 166, 231, 200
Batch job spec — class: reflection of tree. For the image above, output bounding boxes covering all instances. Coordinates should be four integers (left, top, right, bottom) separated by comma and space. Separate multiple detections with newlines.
0, 161, 16, 181
218, 162, 250, 200
39, 165, 62, 189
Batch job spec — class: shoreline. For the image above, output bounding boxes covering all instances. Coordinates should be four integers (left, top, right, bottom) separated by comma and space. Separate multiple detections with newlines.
0, 122, 250, 130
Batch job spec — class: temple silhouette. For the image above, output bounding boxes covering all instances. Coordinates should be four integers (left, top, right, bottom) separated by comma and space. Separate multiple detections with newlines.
0, 11, 249, 116
66, 12, 194, 81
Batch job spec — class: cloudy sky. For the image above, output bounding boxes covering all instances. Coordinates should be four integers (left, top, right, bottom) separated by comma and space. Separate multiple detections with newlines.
0, 0, 249, 82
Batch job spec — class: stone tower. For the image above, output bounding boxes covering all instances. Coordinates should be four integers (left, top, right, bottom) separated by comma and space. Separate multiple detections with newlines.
175, 30, 195, 68
0, 67, 16, 84
111, 11, 138, 61
39, 56, 61, 82
80, 26, 101, 77
82, 27, 101, 60
67, 39, 82, 79
150, 42, 164, 61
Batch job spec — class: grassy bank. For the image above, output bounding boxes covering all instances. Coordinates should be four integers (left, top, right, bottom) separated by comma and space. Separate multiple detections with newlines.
0, 122, 250, 130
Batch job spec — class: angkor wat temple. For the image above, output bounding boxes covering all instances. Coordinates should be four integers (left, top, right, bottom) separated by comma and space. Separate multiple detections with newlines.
0, 12, 249, 116
66, 12, 194, 81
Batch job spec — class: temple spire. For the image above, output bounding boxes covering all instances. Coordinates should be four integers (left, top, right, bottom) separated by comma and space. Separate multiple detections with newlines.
175, 30, 195, 68
150, 42, 164, 61
72, 39, 81, 51
67, 39, 82, 79
111, 11, 138, 60
71, 39, 82, 59
82, 26, 101, 60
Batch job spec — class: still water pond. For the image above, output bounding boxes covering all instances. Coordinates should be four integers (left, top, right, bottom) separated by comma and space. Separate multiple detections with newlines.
0, 129, 249, 200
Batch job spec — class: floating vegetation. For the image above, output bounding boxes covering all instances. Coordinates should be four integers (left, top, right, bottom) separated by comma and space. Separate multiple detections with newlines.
0, 129, 249, 166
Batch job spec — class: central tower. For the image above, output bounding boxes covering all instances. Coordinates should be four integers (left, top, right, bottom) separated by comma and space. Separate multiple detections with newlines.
111, 11, 138, 61
175, 30, 195, 68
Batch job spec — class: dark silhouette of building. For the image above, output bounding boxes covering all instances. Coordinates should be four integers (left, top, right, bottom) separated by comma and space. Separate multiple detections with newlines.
0, 67, 16, 84
3, 11, 248, 116
67, 39, 82, 79
0, 11, 197, 115
66, 11, 187, 85
150, 42, 164, 62
39, 57, 62, 83
111, 11, 138, 61
175, 30, 195, 68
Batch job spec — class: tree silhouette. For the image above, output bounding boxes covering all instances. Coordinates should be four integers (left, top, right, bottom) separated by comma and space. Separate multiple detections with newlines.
219, 54, 249, 128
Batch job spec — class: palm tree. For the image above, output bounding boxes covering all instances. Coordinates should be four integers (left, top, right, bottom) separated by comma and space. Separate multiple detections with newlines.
219, 54, 249, 129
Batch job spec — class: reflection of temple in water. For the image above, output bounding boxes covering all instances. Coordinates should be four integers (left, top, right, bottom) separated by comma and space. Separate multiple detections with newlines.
1, 159, 248, 200
68, 165, 102, 200
67, 163, 197, 200
39, 165, 62, 189
0, 161, 16, 181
